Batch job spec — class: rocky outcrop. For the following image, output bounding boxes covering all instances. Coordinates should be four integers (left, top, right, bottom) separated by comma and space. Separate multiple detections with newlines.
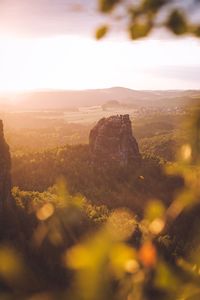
89, 114, 141, 167
0, 120, 12, 211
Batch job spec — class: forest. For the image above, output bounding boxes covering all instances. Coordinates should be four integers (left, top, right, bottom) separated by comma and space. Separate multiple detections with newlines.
0, 99, 200, 300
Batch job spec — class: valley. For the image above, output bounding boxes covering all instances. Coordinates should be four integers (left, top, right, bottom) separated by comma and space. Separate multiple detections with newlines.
0, 88, 199, 299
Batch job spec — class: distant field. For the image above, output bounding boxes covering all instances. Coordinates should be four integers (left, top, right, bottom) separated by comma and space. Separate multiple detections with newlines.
1, 106, 138, 125
63, 107, 137, 123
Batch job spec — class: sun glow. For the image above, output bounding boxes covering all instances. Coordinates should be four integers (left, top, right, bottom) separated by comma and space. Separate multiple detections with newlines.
0, 35, 200, 93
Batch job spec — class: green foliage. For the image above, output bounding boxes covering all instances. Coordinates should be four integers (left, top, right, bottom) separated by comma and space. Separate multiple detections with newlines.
129, 21, 152, 40
166, 10, 187, 35
12, 184, 110, 227
141, 0, 166, 13
97, 0, 200, 39
99, 0, 120, 13
95, 25, 108, 39
11, 143, 180, 214
7, 121, 90, 154
145, 200, 165, 222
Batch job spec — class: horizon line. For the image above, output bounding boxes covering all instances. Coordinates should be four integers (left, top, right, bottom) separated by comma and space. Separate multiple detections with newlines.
1, 86, 200, 95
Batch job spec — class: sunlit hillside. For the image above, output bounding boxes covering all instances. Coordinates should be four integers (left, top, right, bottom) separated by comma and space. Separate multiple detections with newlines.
1, 88, 200, 111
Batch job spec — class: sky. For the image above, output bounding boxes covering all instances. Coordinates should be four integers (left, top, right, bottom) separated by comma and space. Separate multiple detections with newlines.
0, 0, 200, 92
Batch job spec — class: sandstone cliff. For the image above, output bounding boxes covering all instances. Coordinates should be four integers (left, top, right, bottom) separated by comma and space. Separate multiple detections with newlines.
0, 120, 12, 211
89, 114, 141, 167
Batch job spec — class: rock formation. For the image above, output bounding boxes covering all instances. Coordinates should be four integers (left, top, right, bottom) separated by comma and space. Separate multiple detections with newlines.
0, 120, 12, 211
89, 114, 141, 167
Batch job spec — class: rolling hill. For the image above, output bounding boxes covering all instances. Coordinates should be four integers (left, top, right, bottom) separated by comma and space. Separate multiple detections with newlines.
0, 87, 200, 111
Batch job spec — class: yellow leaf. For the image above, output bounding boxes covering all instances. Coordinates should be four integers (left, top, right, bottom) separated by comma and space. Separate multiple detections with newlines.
95, 26, 108, 40
129, 22, 151, 40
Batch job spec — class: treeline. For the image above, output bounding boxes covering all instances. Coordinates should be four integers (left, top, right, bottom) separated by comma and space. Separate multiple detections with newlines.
2, 110, 184, 161
12, 144, 182, 214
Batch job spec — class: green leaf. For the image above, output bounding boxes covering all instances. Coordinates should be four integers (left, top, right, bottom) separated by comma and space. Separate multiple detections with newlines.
129, 21, 152, 40
166, 10, 187, 35
99, 0, 119, 13
155, 261, 179, 291
145, 200, 165, 222
95, 26, 108, 40
142, 0, 166, 13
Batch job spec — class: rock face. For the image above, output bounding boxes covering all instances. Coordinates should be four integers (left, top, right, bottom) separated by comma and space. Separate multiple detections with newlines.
0, 120, 12, 211
89, 114, 141, 167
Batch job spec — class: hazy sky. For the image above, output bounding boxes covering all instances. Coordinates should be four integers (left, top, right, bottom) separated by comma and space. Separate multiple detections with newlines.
0, 0, 200, 92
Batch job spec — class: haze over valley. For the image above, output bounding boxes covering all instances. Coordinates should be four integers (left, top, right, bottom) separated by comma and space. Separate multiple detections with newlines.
1, 87, 200, 111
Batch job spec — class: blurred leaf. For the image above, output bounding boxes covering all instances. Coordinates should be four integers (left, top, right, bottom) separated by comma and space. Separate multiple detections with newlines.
95, 25, 108, 40
109, 243, 136, 276
65, 228, 113, 300
180, 144, 192, 162
99, 0, 200, 40
149, 218, 165, 235
166, 10, 187, 35
129, 21, 152, 39
142, 0, 167, 13
0, 246, 27, 287
66, 244, 93, 270
155, 261, 179, 291
177, 258, 200, 277
139, 241, 157, 267
54, 178, 85, 208
184, 292, 200, 300
145, 200, 165, 222
99, 0, 120, 12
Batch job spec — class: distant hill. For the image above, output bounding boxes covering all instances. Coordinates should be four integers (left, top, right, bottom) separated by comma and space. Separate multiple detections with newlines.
1, 87, 200, 110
